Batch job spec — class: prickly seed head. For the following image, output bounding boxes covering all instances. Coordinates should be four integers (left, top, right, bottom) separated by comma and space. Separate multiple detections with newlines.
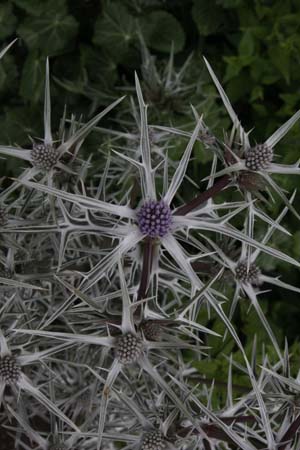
238, 171, 267, 192
0, 354, 21, 383
141, 321, 162, 341
137, 200, 172, 238
245, 144, 273, 171
115, 333, 143, 365
140, 431, 167, 450
31, 143, 59, 170
235, 262, 261, 285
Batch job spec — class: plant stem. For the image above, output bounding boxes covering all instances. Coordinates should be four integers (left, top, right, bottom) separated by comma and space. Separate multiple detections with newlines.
174, 174, 231, 216
137, 237, 154, 301
176, 416, 257, 447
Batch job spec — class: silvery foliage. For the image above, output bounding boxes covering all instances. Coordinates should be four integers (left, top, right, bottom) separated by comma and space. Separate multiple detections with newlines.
0, 40, 300, 450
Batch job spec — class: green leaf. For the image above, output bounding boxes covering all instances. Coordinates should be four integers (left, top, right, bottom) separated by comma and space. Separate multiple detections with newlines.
141, 11, 185, 53
13, 0, 67, 15
17, 11, 78, 55
216, 0, 242, 7
80, 45, 118, 87
192, 0, 224, 36
250, 85, 264, 102
19, 52, 45, 103
268, 45, 291, 84
224, 55, 255, 81
0, 3, 17, 39
93, 2, 136, 62
0, 106, 42, 145
238, 30, 255, 57
0, 55, 18, 94
292, 231, 300, 257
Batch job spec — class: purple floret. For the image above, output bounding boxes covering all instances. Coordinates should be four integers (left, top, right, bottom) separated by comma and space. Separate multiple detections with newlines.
137, 200, 172, 238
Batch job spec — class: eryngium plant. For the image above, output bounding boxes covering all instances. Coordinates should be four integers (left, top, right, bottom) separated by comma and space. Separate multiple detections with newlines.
0, 40, 300, 450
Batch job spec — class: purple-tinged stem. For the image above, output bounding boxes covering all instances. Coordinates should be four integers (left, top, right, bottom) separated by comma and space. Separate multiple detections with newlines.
176, 416, 257, 447
174, 174, 231, 216
137, 237, 154, 302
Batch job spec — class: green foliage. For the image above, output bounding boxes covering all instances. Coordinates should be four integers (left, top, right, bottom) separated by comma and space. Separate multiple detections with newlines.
192, 0, 224, 36
17, 8, 78, 55
93, 2, 136, 62
0, 3, 17, 40
141, 11, 185, 52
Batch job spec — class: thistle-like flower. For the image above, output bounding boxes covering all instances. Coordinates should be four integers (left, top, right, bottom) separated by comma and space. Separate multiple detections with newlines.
140, 431, 167, 450
31, 142, 59, 170
244, 144, 274, 171
0, 59, 124, 201
0, 330, 79, 432
235, 261, 261, 285
0, 354, 21, 383
137, 200, 172, 238
115, 333, 143, 364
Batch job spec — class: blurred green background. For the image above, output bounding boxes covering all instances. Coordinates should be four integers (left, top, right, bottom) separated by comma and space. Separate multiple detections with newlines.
0, 0, 299, 365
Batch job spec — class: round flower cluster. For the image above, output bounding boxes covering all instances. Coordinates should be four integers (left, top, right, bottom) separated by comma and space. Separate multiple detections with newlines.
235, 262, 261, 285
0, 354, 21, 383
137, 200, 172, 238
115, 333, 143, 365
245, 144, 273, 171
31, 143, 59, 170
140, 431, 167, 450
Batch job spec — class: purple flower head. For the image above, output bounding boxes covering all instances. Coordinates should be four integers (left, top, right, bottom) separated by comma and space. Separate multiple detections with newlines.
137, 200, 172, 238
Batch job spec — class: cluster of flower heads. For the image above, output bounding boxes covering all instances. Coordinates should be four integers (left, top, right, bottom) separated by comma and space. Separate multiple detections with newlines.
1, 40, 300, 450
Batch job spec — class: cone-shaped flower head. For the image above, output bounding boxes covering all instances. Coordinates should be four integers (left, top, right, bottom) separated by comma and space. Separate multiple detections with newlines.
31, 143, 59, 170
245, 144, 274, 171
140, 431, 167, 450
0, 354, 21, 383
137, 200, 172, 238
115, 333, 143, 364
235, 261, 261, 285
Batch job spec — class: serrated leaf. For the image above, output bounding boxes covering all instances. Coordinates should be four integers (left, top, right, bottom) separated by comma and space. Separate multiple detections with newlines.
141, 11, 185, 53
17, 11, 78, 55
